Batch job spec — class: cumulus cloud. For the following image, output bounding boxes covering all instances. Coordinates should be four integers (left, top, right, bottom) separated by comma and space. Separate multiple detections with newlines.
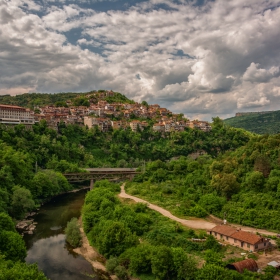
1, 0, 280, 120
243, 62, 280, 83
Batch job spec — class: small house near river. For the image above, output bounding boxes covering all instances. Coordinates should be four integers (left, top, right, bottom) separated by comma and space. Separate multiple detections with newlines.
208, 225, 271, 252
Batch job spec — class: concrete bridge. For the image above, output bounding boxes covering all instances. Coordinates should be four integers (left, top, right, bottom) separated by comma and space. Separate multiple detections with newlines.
63, 168, 141, 189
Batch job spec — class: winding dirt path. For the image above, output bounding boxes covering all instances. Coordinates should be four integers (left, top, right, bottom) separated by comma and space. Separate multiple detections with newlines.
119, 184, 278, 236
119, 184, 215, 230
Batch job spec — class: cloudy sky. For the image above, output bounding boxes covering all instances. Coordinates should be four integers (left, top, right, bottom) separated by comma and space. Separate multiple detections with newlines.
1, 0, 280, 120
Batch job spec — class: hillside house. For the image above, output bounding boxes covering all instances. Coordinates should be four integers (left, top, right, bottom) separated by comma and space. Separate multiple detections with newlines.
111, 120, 125, 130
84, 117, 112, 131
153, 123, 165, 132
0, 104, 35, 127
129, 120, 147, 132
208, 225, 271, 252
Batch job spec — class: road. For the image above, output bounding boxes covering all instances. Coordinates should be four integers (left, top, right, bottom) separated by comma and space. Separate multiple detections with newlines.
119, 184, 278, 236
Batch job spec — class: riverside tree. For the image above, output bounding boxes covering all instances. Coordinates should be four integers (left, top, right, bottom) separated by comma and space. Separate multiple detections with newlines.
65, 217, 82, 248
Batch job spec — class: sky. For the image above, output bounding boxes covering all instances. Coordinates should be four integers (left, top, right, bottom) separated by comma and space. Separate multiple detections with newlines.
0, 0, 280, 121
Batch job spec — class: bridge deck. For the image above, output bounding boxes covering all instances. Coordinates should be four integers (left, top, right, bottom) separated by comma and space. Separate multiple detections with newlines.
84, 168, 138, 172
63, 168, 140, 183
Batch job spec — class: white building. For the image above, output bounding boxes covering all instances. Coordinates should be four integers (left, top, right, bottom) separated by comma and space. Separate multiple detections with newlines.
0, 104, 35, 126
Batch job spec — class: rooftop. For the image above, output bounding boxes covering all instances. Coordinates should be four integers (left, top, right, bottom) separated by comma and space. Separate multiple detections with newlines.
211, 225, 238, 236
231, 230, 263, 245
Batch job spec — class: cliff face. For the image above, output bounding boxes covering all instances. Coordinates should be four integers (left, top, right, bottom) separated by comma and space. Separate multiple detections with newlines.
235, 111, 275, 117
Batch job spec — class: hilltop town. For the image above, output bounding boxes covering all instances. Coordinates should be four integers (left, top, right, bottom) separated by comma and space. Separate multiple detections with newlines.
0, 90, 212, 133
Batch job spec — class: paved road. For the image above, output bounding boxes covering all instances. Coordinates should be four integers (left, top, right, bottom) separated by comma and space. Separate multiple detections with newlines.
119, 184, 278, 236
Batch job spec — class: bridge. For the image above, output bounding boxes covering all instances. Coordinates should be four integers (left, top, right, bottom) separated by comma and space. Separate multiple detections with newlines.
63, 168, 141, 189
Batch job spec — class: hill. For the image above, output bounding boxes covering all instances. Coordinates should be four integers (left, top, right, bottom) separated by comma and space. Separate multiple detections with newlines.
224, 110, 280, 134
0, 90, 133, 108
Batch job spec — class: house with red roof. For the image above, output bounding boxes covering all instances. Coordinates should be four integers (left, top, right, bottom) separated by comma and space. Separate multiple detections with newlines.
208, 225, 271, 252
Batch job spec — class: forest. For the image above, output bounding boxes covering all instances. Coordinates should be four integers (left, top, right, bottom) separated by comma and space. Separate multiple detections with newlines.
224, 110, 280, 135
0, 90, 133, 108
0, 112, 279, 278
82, 180, 278, 280
127, 132, 280, 231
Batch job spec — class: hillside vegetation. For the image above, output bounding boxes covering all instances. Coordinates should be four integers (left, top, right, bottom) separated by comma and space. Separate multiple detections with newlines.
0, 90, 132, 108
0, 91, 279, 279
82, 181, 278, 280
224, 110, 280, 134
127, 132, 280, 231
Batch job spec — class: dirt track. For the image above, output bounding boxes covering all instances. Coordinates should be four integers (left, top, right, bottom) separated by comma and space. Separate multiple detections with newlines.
119, 184, 278, 236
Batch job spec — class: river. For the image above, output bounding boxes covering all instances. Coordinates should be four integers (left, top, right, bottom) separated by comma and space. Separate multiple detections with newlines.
24, 189, 101, 280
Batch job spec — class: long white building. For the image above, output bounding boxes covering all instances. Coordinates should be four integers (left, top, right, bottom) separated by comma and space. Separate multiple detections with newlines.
0, 104, 35, 126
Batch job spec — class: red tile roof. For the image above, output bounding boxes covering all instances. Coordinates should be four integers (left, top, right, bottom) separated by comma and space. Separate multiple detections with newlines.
211, 225, 237, 236
0, 104, 25, 110
231, 231, 263, 245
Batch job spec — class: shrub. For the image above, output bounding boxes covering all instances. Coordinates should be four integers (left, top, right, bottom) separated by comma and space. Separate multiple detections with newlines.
106, 257, 119, 274
65, 218, 82, 248
114, 265, 129, 280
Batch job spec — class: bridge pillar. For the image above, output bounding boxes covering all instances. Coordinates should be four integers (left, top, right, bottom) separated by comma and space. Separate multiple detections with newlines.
90, 179, 94, 190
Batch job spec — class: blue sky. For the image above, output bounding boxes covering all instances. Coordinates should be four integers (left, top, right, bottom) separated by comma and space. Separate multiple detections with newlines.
0, 0, 280, 120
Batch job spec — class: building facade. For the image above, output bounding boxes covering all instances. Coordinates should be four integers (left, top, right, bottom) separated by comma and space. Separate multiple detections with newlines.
208, 225, 271, 252
0, 104, 35, 126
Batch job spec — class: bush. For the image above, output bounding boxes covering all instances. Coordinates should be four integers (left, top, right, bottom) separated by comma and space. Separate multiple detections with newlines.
65, 218, 82, 248
114, 265, 129, 280
106, 257, 119, 274
0, 212, 16, 232
190, 205, 208, 218
0, 231, 26, 261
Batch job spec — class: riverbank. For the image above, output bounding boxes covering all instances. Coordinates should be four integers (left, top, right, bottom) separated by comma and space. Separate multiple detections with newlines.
17, 187, 90, 236
73, 218, 118, 280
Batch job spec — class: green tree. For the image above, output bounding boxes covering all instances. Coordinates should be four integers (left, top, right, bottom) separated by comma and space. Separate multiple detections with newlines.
97, 221, 138, 258
171, 247, 197, 280
244, 171, 265, 191
11, 187, 35, 219
0, 256, 47, 280
198, 194, 226, 215
195, 264, 239, 280
65, 217, 82, 248
0, 231, 26, 261
128, 244, 153, 274
151, 245, 173, 280
211, 173, 239, 199
254, 155, 271, 177
141, 101, 149, 107
0, 212, 16, 232
105, 257, 119, 274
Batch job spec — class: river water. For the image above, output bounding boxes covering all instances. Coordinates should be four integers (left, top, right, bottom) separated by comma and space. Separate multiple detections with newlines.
24, 189, 100, 280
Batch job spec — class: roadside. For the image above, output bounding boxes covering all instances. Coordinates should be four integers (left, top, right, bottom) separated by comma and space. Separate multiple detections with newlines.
119, 184, 278, 236
119, 183, 215, 230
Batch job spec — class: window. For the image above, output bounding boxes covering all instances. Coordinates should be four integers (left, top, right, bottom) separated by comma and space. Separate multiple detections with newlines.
247, 243, 250, 248
264, 242, 266, 246
255, 245, 258, 249
226, 236, 228, 241
214, 232, 217, 236
234, 239, 237, 243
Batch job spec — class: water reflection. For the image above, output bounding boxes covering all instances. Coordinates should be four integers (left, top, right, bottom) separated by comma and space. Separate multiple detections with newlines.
26, 234, 94, 280
24, 190, 99, 280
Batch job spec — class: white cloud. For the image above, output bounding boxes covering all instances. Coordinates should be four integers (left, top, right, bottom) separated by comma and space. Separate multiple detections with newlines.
1, 0, 280, 120
243, 62, 280, 83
